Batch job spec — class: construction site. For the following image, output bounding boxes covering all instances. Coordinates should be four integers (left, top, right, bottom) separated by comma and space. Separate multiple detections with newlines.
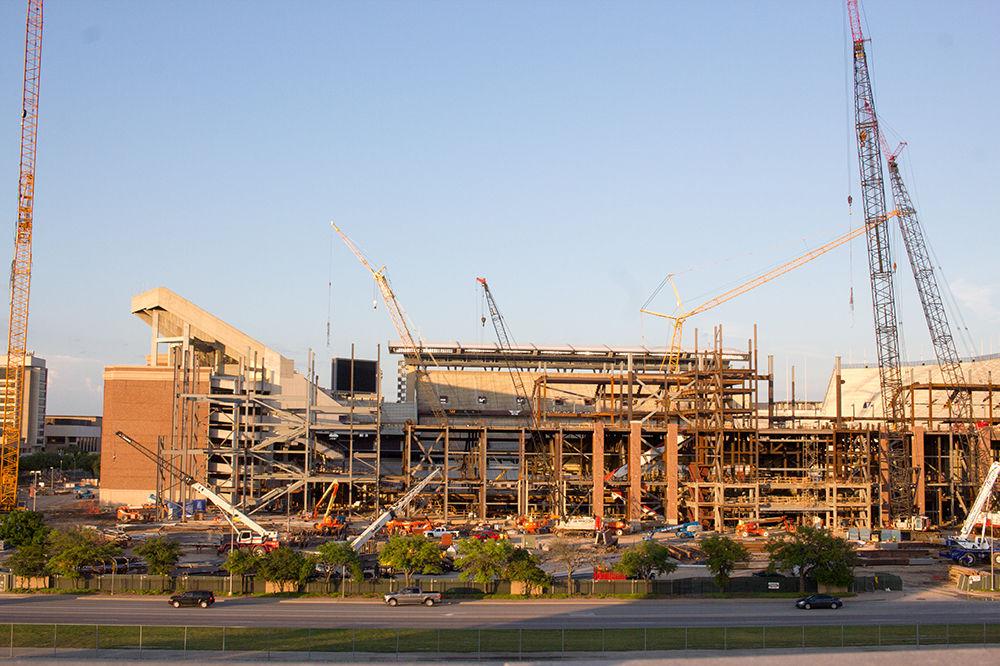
95, 284, 999, 539
2, 0, 999, 584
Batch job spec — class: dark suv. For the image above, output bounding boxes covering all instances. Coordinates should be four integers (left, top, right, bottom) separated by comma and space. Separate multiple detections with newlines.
795, 594, 842, 610
169, 590, 215, 608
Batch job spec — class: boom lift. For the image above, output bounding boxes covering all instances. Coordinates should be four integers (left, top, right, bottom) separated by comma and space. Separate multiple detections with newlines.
331, 222, 449, 425
0, 0, 44, 511
114, 432, 280, 554
312, 481, 345, 536
350, 468, 441, 551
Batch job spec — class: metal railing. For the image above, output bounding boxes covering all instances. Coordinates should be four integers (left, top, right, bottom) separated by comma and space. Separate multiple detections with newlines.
2, 622, 999, 658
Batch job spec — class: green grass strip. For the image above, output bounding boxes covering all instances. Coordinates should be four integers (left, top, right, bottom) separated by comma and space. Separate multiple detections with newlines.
2, 622, 1000, 653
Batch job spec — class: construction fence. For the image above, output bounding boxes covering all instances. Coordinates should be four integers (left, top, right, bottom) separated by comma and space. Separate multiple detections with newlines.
2, 622, 999, 658
0, 573, 903, 597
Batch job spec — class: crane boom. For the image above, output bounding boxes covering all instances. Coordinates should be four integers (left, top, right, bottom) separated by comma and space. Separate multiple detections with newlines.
956, 461, 1000, 547
476, 277, 564, 514
887, 156, 986, 485
350, 468, 440, 551
641, 213, 897, 372
476, 278, 533, 421
0, 0, 43, 511
330, 222, 448, 424
848, 0, 905, 426
114, 432, 277, 540
847, 0, 913, 522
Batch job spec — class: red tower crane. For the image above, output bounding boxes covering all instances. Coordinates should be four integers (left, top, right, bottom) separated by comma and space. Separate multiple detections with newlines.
0, 0, 44, 511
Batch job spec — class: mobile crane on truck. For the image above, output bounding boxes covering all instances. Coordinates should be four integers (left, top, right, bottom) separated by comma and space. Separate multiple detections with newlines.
350, 469, 441, 551
942, 461, 1000, 567
114, 432, 280, 555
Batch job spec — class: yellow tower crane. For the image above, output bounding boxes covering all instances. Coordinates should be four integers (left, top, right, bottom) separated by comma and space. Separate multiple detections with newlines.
642, 211, 898, 373
1, 0, 44, 511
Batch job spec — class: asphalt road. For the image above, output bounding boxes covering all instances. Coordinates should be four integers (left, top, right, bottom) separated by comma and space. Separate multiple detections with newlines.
1, 594, 999, 629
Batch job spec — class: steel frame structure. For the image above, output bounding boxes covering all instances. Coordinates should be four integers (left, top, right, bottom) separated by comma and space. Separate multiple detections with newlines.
143, 327, 998, 533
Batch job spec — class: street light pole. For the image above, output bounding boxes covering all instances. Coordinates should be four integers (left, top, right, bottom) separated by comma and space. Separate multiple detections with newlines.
989, 495, 996, 591
30, 470, 40, 511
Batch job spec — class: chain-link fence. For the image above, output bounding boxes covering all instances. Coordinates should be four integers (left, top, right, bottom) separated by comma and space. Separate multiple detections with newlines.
3, 622, 999, 658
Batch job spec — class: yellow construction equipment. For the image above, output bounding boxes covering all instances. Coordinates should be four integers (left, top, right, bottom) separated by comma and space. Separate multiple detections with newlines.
642, 212, 898, 373
330, 222, 449, 424
1, 0, 44, 511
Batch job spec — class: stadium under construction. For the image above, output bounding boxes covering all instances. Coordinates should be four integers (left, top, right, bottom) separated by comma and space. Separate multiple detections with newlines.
97, 286, 1000, 534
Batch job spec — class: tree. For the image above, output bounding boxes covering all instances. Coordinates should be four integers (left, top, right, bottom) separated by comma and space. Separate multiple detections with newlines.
505, 547, 550, 595
700, 535, 749, 593
7, 542, 48, 578
316, 541, 363, 595
614, 541, 678, 580
18, 449, 99, 479
257, 546, 311, 592
766, 526, 859, 592
544, 539, 589, 595
378, 535, 443, 586
223, 548, 260, 577
135, 537, 182, 576
0, 510, 48, 549
46, 528, 121, 580
455, 538, 515, 589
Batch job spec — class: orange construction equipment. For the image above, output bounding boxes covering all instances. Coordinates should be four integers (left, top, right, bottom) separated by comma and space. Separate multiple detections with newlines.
735, 521, 768, 538
0, 0, 44, 511
386, 518, 434, 535
312, 481, 346, 535
736, 516, 795, 538
515, 515, 554, 534
116, 504, 157, 524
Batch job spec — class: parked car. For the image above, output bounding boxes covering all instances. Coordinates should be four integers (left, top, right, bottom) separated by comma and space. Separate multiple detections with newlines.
422, 527, 458, 539
383, 587, 442, 607
169, 591, 216, 608
795, 594, 842, 610
75, 489, 95, 500
470, 529, 503, 541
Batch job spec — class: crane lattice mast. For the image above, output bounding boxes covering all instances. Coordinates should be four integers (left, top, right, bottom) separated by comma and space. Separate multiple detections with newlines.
476, 278, 533, 423
887, 154, 985, 485
847, 0, 914, 521
330, 222, 448, 425
476, 277, 564, 515
0, 0, 43, 511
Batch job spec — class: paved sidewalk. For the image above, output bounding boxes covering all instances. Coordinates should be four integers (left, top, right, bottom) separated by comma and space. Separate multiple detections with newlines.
4, 644, 1000, 664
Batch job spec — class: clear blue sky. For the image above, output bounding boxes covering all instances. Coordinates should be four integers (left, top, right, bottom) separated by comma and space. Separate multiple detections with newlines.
1, 1, 997, 414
